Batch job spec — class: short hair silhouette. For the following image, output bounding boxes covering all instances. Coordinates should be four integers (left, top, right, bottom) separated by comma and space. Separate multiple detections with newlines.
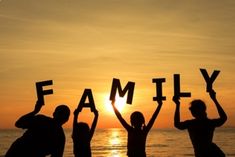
189, 99, 207, 118
53, 104, 70, 125
173, 90, 227, 157
5, 101, 70, 157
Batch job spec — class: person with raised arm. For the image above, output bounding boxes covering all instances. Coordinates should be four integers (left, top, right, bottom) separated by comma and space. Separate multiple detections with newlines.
173, 89, 227, 157
5, 100, 70, 157
72, 108, 99, 157
111, 100, 162, 157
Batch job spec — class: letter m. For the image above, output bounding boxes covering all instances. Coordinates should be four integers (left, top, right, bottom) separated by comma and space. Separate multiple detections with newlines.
109, 78, 135, 104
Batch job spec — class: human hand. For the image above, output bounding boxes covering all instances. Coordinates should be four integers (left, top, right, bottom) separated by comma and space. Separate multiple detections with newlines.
172, 96, 180, 105
156, 99, 163, 106
111, 100, 115, 107
74, 109, 80, 116
93, 109, 99, 116
209, 89, 216, 101
33, 100, 43, 114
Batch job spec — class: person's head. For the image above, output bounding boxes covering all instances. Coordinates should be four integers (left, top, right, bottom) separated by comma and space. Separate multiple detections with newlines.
77, 122, 90, 133
74, 122, 90, 142
130, 111, 145, 129
53, 105, 70, 125
189, 99, 207, 119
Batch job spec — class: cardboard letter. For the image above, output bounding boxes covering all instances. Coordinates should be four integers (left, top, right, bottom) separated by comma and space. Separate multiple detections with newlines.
200, 68, 220, 92
152, 78, 166, 101
77, 89, 96, 112
173, 74, 191, 98
109, 78, 135, 104
36, 80, 53, 105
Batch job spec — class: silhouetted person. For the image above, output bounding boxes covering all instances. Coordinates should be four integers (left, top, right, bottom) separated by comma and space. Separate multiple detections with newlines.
173, 90, 227, 157
111, 100, 162, 157
5, 100, 70, 157
72, 109, 98, 157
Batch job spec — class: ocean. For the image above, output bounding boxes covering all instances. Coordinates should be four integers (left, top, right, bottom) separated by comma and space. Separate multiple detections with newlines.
0, 128, 235, 157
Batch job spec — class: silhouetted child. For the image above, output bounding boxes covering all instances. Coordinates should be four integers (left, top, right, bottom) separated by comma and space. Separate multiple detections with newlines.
111, 99, 162, 157
72, 108, 98, 157
173, 89, 227, 157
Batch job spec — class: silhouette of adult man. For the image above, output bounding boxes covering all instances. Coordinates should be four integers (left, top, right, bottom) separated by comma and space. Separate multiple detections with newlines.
173, 89, 227, 157
5, 100, 70, 157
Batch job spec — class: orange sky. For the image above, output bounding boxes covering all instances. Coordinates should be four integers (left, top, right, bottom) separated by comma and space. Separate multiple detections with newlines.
0, 0, 235, 129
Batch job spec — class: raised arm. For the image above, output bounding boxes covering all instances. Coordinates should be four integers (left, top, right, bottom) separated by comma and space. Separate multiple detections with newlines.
15, 100, 42, 129
145, 99, 163, 133
173, 96, 187, 130
111, 101, 131, 130
209, 90, 227, 127
72, 109, 79, 139
73, 109, 79, 127
89, 109, 99, 140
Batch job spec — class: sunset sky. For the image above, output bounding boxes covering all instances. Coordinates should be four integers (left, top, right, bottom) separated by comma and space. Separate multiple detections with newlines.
0, 0, 235, 129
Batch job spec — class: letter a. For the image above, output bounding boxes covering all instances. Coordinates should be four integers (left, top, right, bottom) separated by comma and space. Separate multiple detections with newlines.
109, 78, 135, 104
77, 89, 96, 112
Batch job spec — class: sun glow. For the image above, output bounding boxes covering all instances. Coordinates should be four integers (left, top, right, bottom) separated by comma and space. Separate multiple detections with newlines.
109, 131, 121, 145
104, 95, 126, 113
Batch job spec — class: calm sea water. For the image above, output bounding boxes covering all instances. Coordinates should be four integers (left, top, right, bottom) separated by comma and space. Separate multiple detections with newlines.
0, 128, 235, 157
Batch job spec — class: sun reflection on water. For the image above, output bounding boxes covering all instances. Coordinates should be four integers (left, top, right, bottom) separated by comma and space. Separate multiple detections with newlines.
108, 129, 126, 157
109, 131, 121, 145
